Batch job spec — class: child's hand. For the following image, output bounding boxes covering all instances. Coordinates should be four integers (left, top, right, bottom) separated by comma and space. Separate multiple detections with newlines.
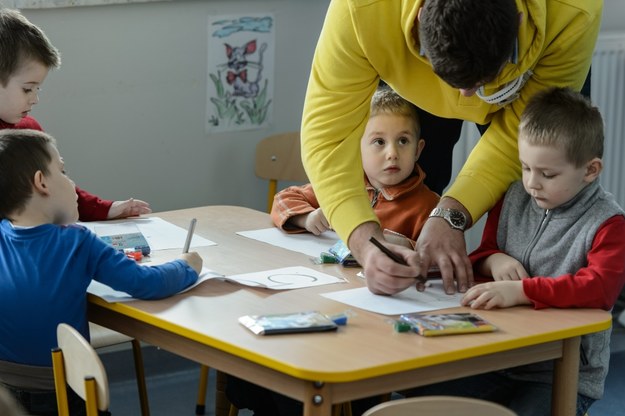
483, 253, 529, 281
108, 198, 152, 219
303, 208, 331, 235
178, 252, 202, 275
461, 281, 530, 309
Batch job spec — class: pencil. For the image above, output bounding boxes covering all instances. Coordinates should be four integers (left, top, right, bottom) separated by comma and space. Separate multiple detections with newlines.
369, 236, 407, 265
182, 218, 197, 254
369, 236, 427, 283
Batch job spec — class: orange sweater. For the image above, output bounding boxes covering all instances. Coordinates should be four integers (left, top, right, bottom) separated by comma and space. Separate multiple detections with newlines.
271, 164, 439, 241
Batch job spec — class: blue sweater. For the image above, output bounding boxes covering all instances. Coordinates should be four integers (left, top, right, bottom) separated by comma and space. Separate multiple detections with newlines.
0, 220, 198, 366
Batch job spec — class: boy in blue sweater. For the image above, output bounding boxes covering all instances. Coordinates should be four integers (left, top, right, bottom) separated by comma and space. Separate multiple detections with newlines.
0, 129, 202, 415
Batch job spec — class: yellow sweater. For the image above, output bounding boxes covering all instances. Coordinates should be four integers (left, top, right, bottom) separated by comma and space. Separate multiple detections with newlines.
301, 0, 602, 242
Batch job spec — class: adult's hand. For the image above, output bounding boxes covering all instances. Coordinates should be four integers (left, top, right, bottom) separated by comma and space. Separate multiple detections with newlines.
348, 222, 423, 295
415, 197, 474, 294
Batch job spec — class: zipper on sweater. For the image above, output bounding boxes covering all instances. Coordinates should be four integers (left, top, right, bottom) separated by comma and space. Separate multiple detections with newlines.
370, 189, 380, 208
521, 209, 550, 267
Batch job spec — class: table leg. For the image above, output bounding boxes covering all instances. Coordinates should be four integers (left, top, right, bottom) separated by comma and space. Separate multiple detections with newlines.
552, 336, 581, 416
302, 382, 333, 416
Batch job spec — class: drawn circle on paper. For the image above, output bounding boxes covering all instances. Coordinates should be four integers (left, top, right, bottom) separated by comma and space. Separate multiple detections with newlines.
267, 273, 318, 286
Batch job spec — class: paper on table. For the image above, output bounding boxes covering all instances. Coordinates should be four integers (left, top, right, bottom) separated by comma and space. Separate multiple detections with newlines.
236, 228, 339, 258
79, 217, 216, 251
88, 266, 346, 303
225, 266, 346, 289
321, 281, 462, 315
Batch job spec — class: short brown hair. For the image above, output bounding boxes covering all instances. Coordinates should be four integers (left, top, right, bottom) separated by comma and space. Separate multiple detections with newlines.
370, 87, 421, 137
0, 129, 56, 219
519, 87, 604, 167
0, 8, 61, 86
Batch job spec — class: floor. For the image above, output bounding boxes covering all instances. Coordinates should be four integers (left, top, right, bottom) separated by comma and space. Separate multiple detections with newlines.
102, 310, 625, 416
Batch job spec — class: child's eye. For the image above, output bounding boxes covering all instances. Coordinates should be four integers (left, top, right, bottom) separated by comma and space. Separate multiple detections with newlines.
372, 138, 385, 146
398, 137, 410, 145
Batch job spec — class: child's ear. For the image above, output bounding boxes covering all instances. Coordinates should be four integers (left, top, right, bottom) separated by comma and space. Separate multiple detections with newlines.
415, 138, 426, 161
33, 170, 50, 196
584, 158, 603, 183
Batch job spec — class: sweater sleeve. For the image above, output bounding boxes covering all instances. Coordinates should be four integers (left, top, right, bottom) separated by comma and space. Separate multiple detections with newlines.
523, 216, 625, 310
270, 183, 321, 233
300, 0, 381, 243
468, 198, 505, 281
76, 186, 114, 221
84, 231, 198, 299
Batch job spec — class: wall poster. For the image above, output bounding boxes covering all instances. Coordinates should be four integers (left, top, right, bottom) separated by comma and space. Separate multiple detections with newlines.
206, 14, 275, 133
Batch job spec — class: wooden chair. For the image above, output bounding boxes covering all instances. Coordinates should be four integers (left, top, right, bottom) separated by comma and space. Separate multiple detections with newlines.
361, 395, 518, 416
88, 323, 149, 416
255, 131, 308, 213
52, 323, 112, 416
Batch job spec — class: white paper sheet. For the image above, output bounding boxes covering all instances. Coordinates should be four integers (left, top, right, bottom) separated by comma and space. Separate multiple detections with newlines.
79, 217, 216, 251
236, 228, 339, 258
321, 281, 463, 315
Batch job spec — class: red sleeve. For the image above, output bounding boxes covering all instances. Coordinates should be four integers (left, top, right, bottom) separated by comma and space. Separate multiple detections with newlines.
523, 215, 625, 310
468, 198, 506, 281
76, 186, 113, 221
270, 184, 320, 233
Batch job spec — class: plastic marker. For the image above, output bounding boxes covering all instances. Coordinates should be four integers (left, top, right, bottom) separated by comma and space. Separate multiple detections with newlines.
182, 218, 197, 254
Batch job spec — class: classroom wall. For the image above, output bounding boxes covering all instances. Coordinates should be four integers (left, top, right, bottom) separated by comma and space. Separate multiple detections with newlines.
22, 0, 625, 219
23, 0, 330, 214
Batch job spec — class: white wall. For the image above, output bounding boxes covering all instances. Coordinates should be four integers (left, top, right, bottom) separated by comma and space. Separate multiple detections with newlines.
23, 0, 330, 214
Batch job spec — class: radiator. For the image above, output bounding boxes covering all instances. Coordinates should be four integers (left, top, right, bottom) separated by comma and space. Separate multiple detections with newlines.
591, 32, 625, 208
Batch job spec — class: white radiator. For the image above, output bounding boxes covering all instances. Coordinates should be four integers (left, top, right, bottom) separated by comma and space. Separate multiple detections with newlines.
591, 32, 625, 209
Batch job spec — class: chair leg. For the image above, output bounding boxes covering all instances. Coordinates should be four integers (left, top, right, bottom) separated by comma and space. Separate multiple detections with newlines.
195, 365, 210, 415
130, 339, 150, 416
52, 348, 70, 416
84, 376, 99, 416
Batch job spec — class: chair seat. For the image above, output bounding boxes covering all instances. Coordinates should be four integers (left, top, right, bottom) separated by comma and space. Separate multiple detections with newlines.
88, 323, 133, 349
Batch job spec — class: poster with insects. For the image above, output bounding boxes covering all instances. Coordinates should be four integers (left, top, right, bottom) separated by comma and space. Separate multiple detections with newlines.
206, 14, 275, 133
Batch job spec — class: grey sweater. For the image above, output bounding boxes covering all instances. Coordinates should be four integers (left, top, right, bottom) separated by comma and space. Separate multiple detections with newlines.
496, 180, 624, 399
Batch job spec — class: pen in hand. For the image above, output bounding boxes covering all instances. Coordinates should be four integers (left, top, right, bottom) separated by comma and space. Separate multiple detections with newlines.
369, 236, 427, 284
369, 236, 407, 265
182, 218, 197, 254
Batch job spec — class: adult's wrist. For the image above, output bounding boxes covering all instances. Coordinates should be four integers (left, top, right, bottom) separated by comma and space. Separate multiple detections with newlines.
433, 197, 473, 228
347, 221, 382, 262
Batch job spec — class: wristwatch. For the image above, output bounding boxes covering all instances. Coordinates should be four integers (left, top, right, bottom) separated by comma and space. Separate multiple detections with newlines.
429, 208, 468, 231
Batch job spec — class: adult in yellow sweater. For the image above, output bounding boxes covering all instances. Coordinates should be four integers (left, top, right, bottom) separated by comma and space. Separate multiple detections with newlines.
302, 0, 602, 295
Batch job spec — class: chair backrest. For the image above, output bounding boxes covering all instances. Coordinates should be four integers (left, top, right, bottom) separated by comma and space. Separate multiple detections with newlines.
52, 323, 110, 415
362, 395, 517, 416
255, 131, 308, 212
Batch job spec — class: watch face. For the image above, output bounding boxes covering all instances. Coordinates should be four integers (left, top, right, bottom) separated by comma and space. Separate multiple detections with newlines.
448, 211, 466, 228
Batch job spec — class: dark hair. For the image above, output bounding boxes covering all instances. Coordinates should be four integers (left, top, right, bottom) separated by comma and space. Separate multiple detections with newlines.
519, 87, 604, 167
370, 87, 421, 137
0, 8, 61, 86
0, 129, 55, 219
418, 0, 518, 89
